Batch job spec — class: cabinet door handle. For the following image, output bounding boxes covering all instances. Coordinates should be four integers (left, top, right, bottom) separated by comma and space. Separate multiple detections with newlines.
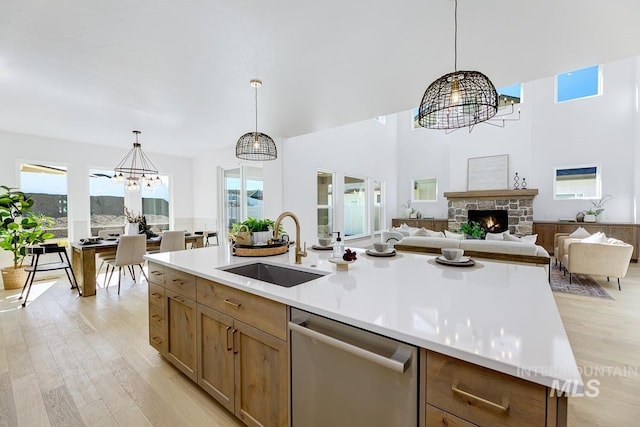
224, 299, 242, 308
151, 336, 164, 344
451, 384, 509, 413
226, 326, 233, 351
172, 279, 184, 285
233, 329, 239, 354
151, 314, 162, 321
151, 270, 163, 276
171, 295, 186, 303
151, 292, 162, 298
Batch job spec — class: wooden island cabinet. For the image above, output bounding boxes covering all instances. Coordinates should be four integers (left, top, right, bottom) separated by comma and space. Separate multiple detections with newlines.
148, 258, 571, 427
421, 350, 567, 427
147, 262, 289, 427
533, 221, 639, 260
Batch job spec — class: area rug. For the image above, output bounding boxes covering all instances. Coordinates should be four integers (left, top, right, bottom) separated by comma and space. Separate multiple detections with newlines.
549, 267, 614, 299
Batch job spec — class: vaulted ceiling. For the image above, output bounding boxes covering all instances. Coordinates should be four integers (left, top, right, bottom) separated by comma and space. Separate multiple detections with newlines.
0, 0, 638, 157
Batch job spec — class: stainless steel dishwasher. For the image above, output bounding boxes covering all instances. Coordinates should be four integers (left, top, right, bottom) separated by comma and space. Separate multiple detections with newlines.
290, 308, 418, 426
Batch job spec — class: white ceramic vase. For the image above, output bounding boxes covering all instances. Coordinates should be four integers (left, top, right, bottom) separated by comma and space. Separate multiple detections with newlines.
125, 223, 139, 235
584, 214, 596, 223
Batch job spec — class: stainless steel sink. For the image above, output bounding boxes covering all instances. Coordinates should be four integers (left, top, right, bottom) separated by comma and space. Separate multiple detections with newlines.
218, 262, 327, 287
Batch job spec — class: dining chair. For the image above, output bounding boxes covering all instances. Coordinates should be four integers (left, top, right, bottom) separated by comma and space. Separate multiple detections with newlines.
159, 230, 186, 253
104, 234, 148, 294
96, 228, 121, 280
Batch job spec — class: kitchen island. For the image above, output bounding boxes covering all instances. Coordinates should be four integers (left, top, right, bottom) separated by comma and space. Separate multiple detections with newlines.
145, 244, 582, 426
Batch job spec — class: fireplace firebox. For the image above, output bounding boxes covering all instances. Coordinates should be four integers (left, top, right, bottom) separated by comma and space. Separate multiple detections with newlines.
468, 210, 509, 234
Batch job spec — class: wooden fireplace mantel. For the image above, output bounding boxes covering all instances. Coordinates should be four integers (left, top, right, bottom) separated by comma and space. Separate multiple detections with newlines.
443, 189, 539, 200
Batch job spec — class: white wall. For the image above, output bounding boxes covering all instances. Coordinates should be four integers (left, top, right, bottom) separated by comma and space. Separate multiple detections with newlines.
280, 116, 399, 245
396, 56, 638, 223
191, 139, 284, 237
0, 130, 194, 268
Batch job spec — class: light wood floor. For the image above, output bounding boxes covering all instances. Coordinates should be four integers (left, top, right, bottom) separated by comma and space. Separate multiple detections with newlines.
1, 265, 639, 426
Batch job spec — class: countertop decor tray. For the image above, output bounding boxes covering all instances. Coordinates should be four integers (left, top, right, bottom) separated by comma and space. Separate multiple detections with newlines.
435, 256, 475, 267
234, 243, 288, 257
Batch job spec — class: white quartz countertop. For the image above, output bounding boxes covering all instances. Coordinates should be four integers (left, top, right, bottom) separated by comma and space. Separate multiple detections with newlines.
145, 245, 583, 392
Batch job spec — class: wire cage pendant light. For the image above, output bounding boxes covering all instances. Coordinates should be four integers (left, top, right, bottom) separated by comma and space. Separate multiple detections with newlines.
417, 0, 500, 131
112, 130, 162, 192
235, 79, 277, 161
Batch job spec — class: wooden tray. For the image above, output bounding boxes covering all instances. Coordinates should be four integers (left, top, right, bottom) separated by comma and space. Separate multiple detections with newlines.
234, 244, 289, 257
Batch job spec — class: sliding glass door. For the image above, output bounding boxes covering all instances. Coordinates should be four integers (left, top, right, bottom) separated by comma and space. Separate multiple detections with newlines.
222, 166, 264, 233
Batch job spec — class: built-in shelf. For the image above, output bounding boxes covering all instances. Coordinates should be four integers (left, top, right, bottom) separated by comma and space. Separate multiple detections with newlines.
443, 189, 538, 200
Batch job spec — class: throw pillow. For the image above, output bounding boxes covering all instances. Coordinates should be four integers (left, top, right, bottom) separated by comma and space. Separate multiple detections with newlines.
504, 233, 537, 244
413, 227, 430, 236
569, 227, 591, 238
444, 230, 464, 240
485, 230, 510, 241
582, 232, 607, 244
426, 230, 445, 238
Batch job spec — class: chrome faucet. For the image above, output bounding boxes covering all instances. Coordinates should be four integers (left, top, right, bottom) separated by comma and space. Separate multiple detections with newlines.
274, 211, 307, 264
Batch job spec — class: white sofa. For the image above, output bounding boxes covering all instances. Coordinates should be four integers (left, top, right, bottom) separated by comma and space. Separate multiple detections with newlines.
396, 235, 550, 258
387, 229, 551, 280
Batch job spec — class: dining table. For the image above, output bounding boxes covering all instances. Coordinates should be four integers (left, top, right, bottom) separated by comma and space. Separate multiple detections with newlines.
70, 234, 204, 297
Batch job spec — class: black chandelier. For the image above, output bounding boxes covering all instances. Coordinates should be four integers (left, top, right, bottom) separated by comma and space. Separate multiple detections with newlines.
235, 79, 277, 161
112, 130, 161, 191
418, 0, 514, 132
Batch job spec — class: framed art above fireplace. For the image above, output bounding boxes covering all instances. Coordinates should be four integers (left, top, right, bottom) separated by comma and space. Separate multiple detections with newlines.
467, 154, 509, 191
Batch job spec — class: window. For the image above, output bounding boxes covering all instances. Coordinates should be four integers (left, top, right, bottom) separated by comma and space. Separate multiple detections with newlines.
556, 65, 600, 102
554, 165, 601, 200
344, 176, 366, 237
142, 175, 170, 230
89, 168, 125, 235
497, 83, 521, 107
20, 163, 68, 239
411, 107, 420, 130
411, 178, 437, 202
222, 166, 264, 232
372, 179, 383, 233
317, 170, 334, 238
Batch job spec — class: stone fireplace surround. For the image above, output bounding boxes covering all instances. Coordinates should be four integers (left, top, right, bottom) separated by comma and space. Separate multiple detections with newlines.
443, 189, 538, 236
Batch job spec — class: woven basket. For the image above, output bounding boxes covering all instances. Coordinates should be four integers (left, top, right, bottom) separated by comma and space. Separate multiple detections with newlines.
1, 266, 27, 290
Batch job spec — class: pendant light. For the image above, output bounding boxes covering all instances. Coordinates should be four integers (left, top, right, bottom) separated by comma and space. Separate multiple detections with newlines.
112, 130, 162, 192
235, 79, 277, 161
417, 0, 499, 131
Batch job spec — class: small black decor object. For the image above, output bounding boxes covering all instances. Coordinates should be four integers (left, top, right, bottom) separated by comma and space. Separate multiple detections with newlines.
513, 172, 520, 189
521, 177, 527, 189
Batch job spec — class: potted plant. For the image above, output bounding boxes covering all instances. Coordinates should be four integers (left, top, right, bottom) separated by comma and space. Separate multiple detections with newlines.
0, 186, 55, 289
459, 221, 485, 239
231, 218, 285, 245
124, 207, 158, 238
584, 194, 612, 223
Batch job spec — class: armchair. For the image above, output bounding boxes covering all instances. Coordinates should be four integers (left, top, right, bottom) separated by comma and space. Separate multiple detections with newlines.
556, 235, 585, 270
564, 240, 633, 290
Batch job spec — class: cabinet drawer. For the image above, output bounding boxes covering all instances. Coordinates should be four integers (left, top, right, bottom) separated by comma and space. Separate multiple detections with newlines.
426, 351, 547, 427
148, 262, 165, 285
197, 278, 287, 340
426, 404, 478, 426
149, 304, 165, 332
149, 324, 167, 355
149, 283, 165, 309
165, 268, 196, 300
